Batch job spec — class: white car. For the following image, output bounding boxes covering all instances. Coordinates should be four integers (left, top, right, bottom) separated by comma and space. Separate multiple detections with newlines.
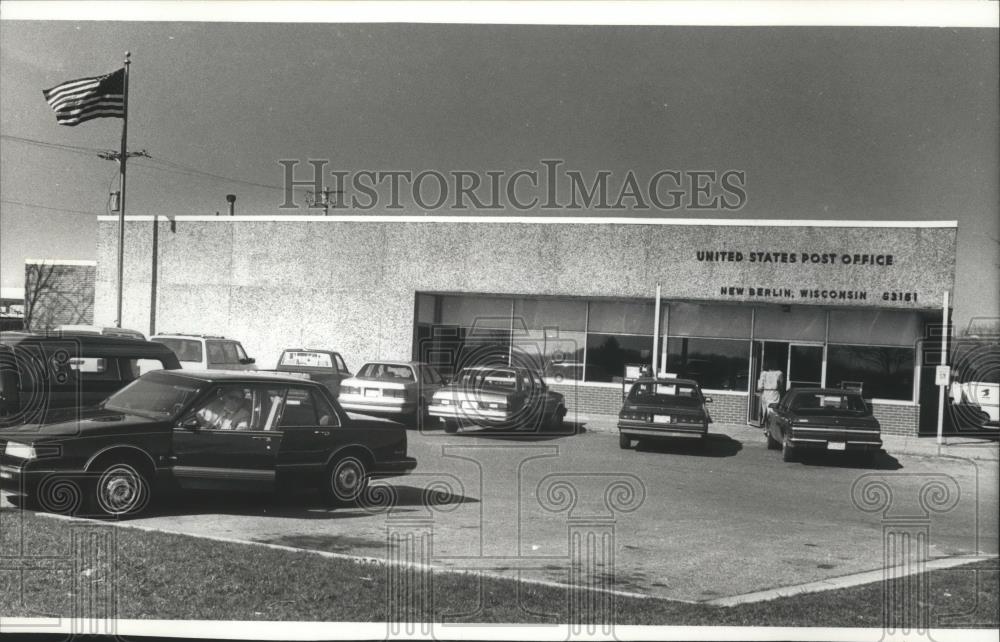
338, 361, 446, 425
150, 333, 256, 371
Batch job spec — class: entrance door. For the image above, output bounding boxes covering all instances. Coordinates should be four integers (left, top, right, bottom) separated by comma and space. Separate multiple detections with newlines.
748, 341, 789, 426
747, 342, 823, 425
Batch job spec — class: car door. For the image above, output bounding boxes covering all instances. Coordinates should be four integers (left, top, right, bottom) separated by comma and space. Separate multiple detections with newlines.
170, 383, 282, 491
273, 385, 339, 482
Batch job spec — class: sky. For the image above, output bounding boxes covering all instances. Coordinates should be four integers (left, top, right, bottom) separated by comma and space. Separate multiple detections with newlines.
0, 18, 997, 327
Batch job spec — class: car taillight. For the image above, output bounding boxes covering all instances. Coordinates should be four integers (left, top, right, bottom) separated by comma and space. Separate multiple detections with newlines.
383, 389, 407, 399
341, 386, 360, 395
619, 412, 648, 421
486, 402, 507, 410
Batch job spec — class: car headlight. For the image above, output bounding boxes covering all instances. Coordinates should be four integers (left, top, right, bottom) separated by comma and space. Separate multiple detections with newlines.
4, 441, 36, 460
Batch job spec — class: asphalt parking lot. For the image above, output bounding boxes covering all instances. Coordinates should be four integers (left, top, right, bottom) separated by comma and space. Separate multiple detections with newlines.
2, 421, 996, 603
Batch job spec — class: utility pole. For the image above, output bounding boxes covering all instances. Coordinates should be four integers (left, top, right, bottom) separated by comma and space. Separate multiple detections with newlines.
99, 149, 149, 213
306, 187, 344, 216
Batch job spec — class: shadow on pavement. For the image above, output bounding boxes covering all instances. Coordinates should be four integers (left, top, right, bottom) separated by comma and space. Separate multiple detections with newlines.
795, 450, 903, 470
419, 421, 589, 441
633, 433, 742, 458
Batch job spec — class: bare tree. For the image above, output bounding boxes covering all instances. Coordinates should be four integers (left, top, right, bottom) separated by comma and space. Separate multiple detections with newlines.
23, 262, 92, 332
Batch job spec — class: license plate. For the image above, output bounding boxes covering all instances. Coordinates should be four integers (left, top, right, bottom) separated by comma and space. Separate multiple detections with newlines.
462, 401, 479, 410
653, 415, 671, 424
827, 442, 846, 451
364, 389, 381, 398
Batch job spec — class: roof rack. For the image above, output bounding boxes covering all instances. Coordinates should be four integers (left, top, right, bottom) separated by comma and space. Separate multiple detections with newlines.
154, 333, 228, 339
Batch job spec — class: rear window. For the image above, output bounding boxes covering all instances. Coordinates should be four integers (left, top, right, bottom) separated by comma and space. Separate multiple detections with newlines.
155, 338, 203, 363
358, 363, 415, 381
790, 392, 868, 414
627, 381, 703, 406
280, 351, 333, 369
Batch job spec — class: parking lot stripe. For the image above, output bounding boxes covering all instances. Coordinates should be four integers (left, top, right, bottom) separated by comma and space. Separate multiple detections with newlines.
706, 554, 998, 606
35, 511, 680, 603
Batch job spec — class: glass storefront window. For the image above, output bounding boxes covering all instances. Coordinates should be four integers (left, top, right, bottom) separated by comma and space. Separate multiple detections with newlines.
585, 333, 654, 383
513, 298, 587, 332
826, 344, 915, 401
828, 310, 923, 347
753, 306, 826, 342
665, 337, 750, 391
667, 302, 752, 339
587, 300, 656, 335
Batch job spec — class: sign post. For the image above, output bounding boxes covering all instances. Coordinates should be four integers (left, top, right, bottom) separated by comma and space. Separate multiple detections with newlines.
936, 291, 950, 446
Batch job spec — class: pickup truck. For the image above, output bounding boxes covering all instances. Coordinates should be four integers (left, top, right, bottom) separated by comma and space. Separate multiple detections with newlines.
270, 349, 353, 397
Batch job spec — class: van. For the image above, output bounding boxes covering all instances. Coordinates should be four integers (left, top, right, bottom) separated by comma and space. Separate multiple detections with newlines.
150, 333, 257, 371
0, 331, 181, 425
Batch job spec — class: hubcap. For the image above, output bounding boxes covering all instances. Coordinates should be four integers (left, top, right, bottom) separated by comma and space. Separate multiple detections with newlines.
100, 466, 142, 514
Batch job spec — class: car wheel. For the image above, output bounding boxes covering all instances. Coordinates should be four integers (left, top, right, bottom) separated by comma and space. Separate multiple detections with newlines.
619, 434, 632, 449
93, 462, 151, 518
443, 419, 459, 434
324, 455, 369, 505
766, 429, 781, 450
781, 433, 797, 462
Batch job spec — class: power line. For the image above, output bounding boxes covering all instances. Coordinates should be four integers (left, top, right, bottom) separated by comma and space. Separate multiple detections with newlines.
0, 134, 108, 156
0, 198, 103, 216
3, 133, 310, 194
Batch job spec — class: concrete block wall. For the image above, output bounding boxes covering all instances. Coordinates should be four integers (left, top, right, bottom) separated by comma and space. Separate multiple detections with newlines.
96, 218, 956, 373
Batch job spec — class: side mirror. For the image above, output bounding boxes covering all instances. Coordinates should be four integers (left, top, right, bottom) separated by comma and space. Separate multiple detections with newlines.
703, 396, 713, 403
178, 417, 200, 431
240, 357, 256, 365
768, 403, 778, 410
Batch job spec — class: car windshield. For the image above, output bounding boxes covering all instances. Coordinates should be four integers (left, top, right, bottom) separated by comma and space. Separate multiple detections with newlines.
789, 392, 868, 415
358, 363, 415, 381
102, 371, 204, 420
627, 381, 703, 406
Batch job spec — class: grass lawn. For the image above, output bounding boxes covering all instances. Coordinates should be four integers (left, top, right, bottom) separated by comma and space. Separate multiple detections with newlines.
1, 507, 996, 627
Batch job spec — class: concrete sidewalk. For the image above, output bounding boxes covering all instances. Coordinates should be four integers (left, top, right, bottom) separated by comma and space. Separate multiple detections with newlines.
574, 413, 999, 461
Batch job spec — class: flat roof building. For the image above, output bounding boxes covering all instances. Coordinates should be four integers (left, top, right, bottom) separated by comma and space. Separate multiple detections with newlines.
96, 215, 957, 436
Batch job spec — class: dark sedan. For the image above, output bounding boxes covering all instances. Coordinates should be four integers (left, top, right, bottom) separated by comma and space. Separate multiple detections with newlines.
0, 370, 416, 517
765, 388, 882, 462
618, 377, 713, 449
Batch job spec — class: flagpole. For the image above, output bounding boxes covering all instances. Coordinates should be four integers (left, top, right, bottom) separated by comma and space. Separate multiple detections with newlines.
115, 52, 131, 328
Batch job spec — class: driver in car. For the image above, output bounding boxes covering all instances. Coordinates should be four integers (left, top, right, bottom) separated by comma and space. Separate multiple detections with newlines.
198, 387, 252, 431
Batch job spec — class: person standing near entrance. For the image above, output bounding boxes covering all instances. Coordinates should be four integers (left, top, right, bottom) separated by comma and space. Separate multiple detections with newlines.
757, 361, 785, 424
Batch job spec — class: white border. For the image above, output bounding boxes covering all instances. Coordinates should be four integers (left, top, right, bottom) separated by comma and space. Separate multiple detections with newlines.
2, 1, 998, 27
95, 215, 959, 228
0, 619, 995, 641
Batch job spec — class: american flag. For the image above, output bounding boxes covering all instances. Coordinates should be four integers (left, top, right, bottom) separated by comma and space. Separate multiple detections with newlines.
42, 68, 125, 126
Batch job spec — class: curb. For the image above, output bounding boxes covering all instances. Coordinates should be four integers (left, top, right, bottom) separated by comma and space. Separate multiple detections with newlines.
577, 416, 999, 461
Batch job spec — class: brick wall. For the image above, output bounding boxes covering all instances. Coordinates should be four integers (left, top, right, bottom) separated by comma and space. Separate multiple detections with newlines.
550, 381, 749, 425
872, 402, 920, 437
24, 260, 96, 332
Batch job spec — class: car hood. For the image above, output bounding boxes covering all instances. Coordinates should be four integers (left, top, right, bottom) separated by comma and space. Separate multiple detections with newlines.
0, 409, 165, 442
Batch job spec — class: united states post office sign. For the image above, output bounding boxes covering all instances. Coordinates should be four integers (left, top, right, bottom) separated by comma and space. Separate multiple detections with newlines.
674, 225, 956, 309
